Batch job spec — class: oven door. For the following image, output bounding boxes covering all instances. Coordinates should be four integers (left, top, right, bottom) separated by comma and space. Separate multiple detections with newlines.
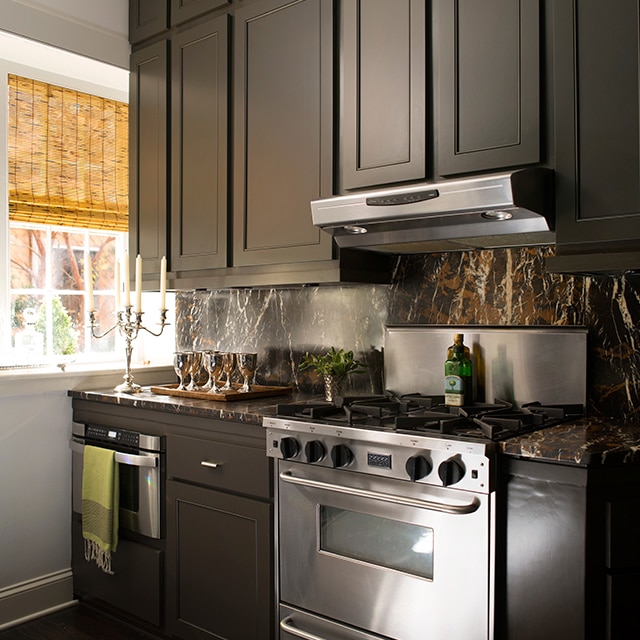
278, 460, 494, 640
71, 437, 162, 539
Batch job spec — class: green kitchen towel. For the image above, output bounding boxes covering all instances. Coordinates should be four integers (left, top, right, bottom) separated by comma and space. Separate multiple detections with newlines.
82, 445, 119, 574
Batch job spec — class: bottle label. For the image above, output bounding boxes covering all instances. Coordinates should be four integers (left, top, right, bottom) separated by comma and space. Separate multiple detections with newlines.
445, 375, 465, 406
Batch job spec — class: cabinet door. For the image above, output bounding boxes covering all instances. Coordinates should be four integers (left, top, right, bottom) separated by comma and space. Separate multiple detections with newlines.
170, 15, 229, 273
166, 480, 273, 640
170, 0, 231, 26
232, 0, 334, 267
434, 0, 540, 176
340, 0, 426, 191
130, 0, 168, 43
549, 0, 640, 270
130, 41, 168, 278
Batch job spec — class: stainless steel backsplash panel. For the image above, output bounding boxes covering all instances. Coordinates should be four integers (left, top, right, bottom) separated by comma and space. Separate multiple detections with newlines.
384, 325, 587, 407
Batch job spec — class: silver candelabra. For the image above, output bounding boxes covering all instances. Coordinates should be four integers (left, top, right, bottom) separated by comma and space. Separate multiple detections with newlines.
89, 306, 169, 393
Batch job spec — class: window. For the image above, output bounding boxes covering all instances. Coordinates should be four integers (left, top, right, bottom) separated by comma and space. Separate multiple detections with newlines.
4, 71, 128, 367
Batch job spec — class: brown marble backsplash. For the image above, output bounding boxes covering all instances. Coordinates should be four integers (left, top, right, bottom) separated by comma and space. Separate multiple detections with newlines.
176, 246, 640, 423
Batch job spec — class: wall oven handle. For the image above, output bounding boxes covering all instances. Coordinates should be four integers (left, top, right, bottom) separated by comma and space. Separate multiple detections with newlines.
280, 616, 332, 640
279, 470, 481, 514
69, 440, 158, 468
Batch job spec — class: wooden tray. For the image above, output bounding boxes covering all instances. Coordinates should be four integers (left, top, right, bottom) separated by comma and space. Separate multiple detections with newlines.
150, 383, 293, 402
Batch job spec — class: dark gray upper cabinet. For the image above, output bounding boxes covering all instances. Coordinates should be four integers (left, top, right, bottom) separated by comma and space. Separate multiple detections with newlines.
340, 0, 427, 191
232, 0, 334, 267
129, 41, 168, 278
170, 0, 231, 26
433, 0, 541, 177
129, 0, 169, 43
170, 16, 228, 273
547, 0, 640, 274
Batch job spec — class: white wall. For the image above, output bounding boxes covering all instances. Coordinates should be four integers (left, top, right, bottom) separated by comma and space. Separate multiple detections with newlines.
0, 0, 130, 68
0, 364, 174, 629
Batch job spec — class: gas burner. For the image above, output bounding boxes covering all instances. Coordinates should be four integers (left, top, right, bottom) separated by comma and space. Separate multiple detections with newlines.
276, 395, 584, 442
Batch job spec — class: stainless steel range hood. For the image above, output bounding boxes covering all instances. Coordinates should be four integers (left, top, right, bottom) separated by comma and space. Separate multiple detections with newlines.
311, 168, 555, 253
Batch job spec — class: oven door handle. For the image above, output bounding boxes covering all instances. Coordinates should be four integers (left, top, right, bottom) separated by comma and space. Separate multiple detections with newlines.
279, 471, 481, 514
69, 440, 158, 468
280, 616, 331, 640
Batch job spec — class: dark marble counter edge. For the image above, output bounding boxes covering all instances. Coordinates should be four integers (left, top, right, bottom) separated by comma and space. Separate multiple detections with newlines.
67, 386, 310, 426
68, 389, 640, 466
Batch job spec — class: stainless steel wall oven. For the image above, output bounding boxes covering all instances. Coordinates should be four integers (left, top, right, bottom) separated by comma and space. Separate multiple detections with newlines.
71, 422, 164, 539
70, 421, 165, 626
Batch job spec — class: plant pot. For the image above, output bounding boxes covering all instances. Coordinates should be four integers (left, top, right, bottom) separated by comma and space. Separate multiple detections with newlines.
323, 374, 347, 402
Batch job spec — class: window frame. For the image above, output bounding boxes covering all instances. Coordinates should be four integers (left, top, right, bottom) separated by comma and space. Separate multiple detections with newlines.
0, 33, 129, 367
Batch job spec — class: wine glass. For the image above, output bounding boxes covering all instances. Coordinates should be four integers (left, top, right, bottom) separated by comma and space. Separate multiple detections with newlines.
236, 352, 258, 392
173, 352, 190, 390
186, 351, 203, 391
220, 352, 236, 391
199, 350, 215, 390
205, 351, 224, 393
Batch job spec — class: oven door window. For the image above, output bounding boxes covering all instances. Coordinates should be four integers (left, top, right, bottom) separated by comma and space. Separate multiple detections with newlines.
319, 505, 434, 580
118, 464, 139, 513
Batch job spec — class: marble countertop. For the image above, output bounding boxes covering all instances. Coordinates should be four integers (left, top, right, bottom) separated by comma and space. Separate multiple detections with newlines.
69, 388, 640, 466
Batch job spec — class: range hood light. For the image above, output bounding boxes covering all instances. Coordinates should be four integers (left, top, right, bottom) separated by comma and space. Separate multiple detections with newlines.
344, 225, 368, 234
481, 210, 513, 221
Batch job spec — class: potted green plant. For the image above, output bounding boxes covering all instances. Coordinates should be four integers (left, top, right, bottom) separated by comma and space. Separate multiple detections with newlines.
299, 347, 367, 401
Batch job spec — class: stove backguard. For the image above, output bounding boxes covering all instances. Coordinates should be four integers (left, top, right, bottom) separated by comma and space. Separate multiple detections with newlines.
384, 325, 587, 409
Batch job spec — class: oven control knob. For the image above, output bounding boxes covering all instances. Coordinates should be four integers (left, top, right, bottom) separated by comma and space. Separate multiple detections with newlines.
279, 437, 300, 459
305, 440, 326, 463
438, 457, 465, 486
330, 444, 354, 468
405, 455, 432, 481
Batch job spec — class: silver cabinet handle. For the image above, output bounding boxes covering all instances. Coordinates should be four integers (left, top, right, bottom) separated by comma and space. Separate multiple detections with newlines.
200, 460, 223, 469
280, 617, 331, 640
69, 440, 158, 468
279, 471, 480, 515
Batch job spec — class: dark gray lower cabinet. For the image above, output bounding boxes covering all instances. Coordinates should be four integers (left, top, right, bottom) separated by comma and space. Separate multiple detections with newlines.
500, 459, 640, 640
166, 481, 273, 640
166, 433, 274, 640
71, 519, 163, 627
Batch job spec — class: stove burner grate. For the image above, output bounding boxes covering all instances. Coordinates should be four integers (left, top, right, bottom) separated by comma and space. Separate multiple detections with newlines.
276, 395, 584, 441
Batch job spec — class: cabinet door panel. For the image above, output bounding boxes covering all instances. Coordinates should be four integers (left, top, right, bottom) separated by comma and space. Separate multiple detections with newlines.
435, 0, 540, 176
547, 0, 640, 272
341, 0, 426, 190
130, 0, 168, 43
166, 481, 273, 640
130, 41, 168, 277
171, 16, 228, 272
233, 0, 333, 267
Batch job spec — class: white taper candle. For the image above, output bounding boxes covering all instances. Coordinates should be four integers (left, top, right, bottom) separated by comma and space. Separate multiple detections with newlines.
160, 256, 167, 310
135, 254, 143, 313
86, 259, 94, 313
114, 260, 121, 312
123, 253, 130, 307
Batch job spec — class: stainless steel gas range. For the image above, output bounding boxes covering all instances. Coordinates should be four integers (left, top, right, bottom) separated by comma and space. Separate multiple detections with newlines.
265, 326, 587, 640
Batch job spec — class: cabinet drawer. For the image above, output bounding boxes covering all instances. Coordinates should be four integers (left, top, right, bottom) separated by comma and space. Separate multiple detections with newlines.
167, 434, 270, 499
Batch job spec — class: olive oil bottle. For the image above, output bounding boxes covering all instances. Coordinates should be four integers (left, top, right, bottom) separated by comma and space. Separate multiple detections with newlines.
444, 333, 472, 407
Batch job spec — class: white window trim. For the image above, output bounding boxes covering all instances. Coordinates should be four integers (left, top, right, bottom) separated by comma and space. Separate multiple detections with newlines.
0, 32, 133, 368
0, 31, 178, 376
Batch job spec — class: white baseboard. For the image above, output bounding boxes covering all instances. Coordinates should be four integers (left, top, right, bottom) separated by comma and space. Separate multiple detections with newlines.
0, 570, 75, 630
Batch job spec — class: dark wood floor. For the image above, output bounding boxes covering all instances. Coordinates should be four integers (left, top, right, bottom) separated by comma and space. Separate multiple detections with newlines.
0, 605, 165, 640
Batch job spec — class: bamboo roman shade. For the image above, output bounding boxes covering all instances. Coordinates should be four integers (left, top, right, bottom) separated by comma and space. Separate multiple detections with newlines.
8, 74, 129, 232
